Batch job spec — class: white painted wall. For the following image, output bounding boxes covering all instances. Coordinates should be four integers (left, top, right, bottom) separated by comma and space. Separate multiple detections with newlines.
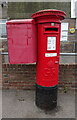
71, 0, 77, 18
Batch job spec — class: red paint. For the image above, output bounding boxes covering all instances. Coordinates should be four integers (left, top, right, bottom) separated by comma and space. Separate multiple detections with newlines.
32, 9, 66, 87
6, 19, 37, 64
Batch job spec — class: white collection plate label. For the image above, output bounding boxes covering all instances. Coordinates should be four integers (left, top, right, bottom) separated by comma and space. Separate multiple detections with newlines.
45, 53, 57, 57
47, 37, 56, 50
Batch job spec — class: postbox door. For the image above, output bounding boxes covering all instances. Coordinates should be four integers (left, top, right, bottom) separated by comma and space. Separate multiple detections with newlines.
44, 35, 60, 86
36, 23, 61, 87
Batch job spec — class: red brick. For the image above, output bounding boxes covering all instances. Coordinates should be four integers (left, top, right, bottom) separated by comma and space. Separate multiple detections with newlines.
1, 63, 76, 90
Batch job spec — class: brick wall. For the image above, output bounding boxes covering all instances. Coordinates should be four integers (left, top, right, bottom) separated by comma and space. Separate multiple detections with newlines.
8, 2, 71, 19
2, 64, 76, 91
60, 18, 76, 53
2, 64, 36, 90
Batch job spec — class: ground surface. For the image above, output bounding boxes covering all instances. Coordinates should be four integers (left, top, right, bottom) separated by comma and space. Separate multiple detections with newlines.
1, 90, 75, 118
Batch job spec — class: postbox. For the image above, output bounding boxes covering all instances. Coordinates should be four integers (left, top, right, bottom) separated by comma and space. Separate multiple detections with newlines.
6, 19, 37, 64
32, 9, 66, 109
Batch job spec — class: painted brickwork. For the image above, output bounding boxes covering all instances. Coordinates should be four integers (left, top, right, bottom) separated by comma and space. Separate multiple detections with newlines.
0, 6, 7, 19
7, 2, 71, 19
2, 64, 76, 90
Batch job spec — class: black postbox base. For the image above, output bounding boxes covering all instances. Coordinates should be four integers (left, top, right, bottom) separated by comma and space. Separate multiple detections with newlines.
36, 84, 58, 110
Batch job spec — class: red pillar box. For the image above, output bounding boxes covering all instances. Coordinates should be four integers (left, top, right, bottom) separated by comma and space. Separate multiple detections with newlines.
6, 19, 37, 64
32, 9, 66, 110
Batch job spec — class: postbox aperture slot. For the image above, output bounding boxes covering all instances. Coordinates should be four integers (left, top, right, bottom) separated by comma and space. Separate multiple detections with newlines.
45, 28, 58, 32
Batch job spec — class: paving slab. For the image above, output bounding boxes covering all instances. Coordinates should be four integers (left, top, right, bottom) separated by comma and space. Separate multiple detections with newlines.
1, 90, 75, 118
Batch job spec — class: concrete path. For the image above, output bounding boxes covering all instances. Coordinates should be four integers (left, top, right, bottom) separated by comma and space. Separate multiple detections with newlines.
1, 90, 75, 118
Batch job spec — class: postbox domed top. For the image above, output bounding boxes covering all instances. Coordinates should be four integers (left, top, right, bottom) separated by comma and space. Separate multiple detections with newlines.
31, 9, 66, 23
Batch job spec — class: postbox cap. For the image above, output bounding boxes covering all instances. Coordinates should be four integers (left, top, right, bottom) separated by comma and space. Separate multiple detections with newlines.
31, 9, 66, 21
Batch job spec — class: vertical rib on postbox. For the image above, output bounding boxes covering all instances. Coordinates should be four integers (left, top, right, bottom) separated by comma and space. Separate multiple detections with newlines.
32, 9, 66, 110
6, 19, 37, 64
